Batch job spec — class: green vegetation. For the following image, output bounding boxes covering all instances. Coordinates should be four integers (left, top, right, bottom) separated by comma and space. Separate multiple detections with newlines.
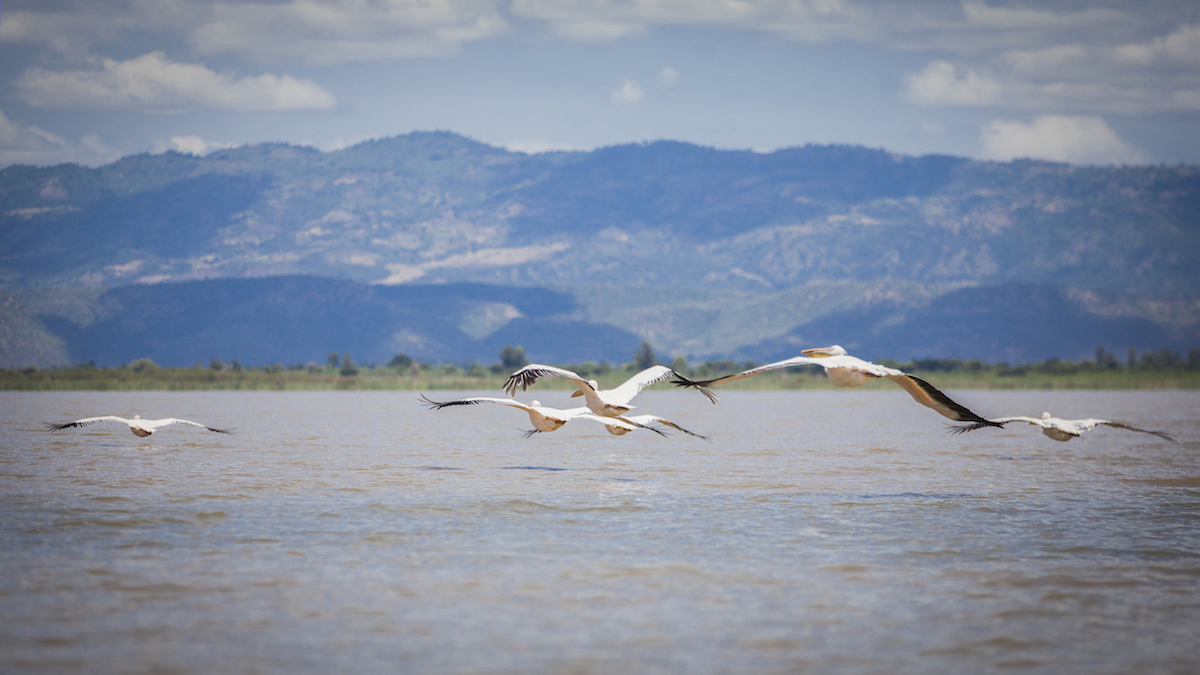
3, 346, 1198, 392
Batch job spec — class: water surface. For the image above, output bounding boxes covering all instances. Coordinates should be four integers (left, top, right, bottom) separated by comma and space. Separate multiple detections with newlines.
2, 389, 1197, 673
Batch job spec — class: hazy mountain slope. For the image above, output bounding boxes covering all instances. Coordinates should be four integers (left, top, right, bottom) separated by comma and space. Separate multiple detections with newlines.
747, 284, 1196, 364
32, 277, 642, 368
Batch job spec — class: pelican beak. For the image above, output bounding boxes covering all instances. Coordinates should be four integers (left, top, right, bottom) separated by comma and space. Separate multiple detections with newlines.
801, 346, 834, 358
570, 390, 583, 398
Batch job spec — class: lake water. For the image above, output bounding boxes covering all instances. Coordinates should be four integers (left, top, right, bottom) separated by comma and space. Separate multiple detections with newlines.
1, 388, 1197, 674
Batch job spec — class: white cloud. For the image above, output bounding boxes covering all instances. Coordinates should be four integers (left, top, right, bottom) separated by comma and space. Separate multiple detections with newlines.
505, 139, 581, 154
658, 66, 679, 87
905, 60, 1002, 106
978, 115, 1149, 165
611, 79, 644, 105
1116, 23, 1200, 66
999, 44, 1088, 77
192, 0, 509, 64
16, 52, 336, 111
155, 135, 238, 156
0, 109, 120, 167
547, 20, 644, 43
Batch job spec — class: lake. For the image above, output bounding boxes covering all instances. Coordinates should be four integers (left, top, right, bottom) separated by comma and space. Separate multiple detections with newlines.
1, 388, 1197, 674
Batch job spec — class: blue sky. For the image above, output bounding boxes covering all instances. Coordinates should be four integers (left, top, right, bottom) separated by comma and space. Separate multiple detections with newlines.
1, 0, 1198, 168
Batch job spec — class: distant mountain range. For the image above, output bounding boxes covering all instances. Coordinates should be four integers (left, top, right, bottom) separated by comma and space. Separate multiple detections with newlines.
2, 132, 1198, 368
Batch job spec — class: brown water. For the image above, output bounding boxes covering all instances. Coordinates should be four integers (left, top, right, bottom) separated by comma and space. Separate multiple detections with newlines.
1, 389, 1197, 674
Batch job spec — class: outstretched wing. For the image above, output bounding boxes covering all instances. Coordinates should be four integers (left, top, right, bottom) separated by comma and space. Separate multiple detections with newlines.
887, 375, 1003, 426
673, 356, 826, 389
502, 364, 590, 397
623, 414, 708, 439
576, 413, 640, 433
44, 416, 129, 432
148, 418, 231, 434
420, 394, 534, 413
1090, 420, 1176, 442
606, 365, 718, 405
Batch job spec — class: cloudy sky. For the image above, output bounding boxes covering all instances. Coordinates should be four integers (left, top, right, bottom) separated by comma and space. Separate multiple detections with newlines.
1, 0, 1198, 168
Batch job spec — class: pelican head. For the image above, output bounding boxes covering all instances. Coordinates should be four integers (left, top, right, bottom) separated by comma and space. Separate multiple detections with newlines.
800, 345, 847, 358
570, 380, 600, 398
531, 400, 542, 407
1041, 412, 1052, 419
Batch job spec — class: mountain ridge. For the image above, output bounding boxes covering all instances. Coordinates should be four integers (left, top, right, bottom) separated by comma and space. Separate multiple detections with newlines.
2, 131, 1198, 367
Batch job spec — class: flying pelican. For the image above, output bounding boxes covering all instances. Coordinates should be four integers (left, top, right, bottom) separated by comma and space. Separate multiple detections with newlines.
45, 415, 230, 437
950, 412, 1176, 442
674, 345, 1002, 427
419, 395, 662, 437
503, 364, 717, 417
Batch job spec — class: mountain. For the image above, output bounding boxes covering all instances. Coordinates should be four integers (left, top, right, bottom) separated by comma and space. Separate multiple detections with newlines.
13, 276, 642, 368
2, 131, 1198, 367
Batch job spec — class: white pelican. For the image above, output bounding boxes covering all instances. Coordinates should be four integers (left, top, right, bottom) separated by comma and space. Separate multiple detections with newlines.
45, 415, 230, 437
674, 345, 1002, 427
503, 364, 717, 417
610, 414, 708, 439
419, 395, 662, 437
951, 412, 1176, 442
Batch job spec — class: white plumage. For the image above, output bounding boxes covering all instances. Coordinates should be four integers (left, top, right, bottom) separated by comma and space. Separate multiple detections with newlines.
503, 364, 716, 417
45, 415, 230, 437
674, 344, 1001, 427
952, 411, 1175, 442
419, 395, 658, 437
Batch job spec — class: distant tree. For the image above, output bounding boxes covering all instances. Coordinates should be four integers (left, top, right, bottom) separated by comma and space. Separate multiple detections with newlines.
668, 356, 689, 375
129, 358, 158, 373
231, 360, 243, 372
633, 342, 658, 370
1095, 345, 1119, 370
1128, 346, 1138, 368
389, 353, 414, 369
339, 354, 358, 376
327, 352, 341, 368
209, 358, 224, 371
1190, 348, 1200, 371
500, 345, 528, 370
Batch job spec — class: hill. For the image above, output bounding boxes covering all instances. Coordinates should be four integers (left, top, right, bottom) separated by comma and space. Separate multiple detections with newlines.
2, 132, 1198, 367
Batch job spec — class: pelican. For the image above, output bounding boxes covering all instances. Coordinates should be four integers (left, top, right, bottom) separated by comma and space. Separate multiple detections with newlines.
674, 345, 1002, 427
951, 412, 1176, 442
419, 395, 662, 437
45, 415, 230, 437
503, 364, 717, 417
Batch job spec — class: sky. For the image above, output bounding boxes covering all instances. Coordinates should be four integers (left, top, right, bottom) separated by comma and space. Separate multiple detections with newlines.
1, 0, 1199, 168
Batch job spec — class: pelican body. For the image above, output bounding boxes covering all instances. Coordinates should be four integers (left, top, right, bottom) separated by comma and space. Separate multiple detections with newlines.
45, 415, 230, 437
419, 395, 661, 437
952, 412, 1175, 442
674, 345, 1001, 427
503, 364, 717, 417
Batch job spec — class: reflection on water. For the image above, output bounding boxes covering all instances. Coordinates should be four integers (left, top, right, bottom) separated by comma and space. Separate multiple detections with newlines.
1, 389, 1198, 673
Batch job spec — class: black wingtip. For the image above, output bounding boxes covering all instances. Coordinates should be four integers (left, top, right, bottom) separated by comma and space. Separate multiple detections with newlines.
671, 376, 720, 403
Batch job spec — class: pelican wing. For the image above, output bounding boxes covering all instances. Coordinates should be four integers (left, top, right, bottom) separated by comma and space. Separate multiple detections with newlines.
676, 356, 826, 388
44, 415, 130, 431
947, 416, 1039, 435
606, 365, 715, 405
623, 414, 708, 439
502, 364, 591, 398
577, 413, 638, 433
147, 418, 231, 434
1080, 419, 1176, 442
887, 375, 1003, 426
420, 394, 535, 413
